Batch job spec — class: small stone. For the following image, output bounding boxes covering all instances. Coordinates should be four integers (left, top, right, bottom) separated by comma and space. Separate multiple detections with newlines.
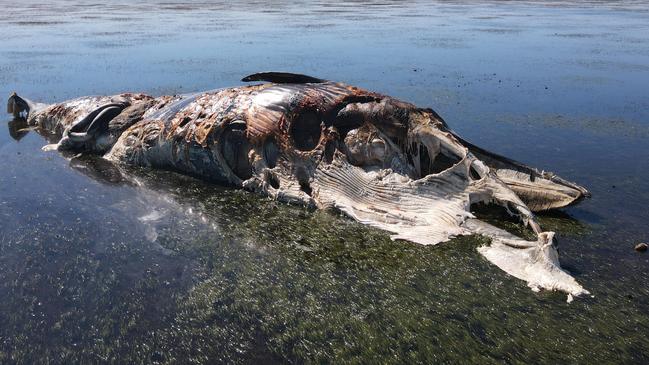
635, 243, 648, 252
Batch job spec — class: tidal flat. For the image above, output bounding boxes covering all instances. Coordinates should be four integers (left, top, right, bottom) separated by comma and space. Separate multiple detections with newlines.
1, 1, 648, 363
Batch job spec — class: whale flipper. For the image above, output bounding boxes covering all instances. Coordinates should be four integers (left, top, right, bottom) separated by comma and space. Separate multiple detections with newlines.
241, 72, 326, 84
67, 102, 128, 143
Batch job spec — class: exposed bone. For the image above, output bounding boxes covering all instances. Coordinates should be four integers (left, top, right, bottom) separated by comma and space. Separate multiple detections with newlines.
453, 134, 591, 211
7, 76, 591, 298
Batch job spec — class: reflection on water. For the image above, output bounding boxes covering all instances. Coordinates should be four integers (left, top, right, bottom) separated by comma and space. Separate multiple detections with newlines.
1, 0, 649, 363
7, 119, 30, 141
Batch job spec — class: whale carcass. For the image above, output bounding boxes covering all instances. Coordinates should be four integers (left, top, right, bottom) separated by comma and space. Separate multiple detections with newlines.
7, 72, 591, 298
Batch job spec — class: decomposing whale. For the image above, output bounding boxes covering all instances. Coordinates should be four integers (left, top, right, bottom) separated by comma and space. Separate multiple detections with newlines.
7, 72, 591, 299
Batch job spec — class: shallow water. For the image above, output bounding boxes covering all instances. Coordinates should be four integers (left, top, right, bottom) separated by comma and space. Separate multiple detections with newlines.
1, 0, 649, 363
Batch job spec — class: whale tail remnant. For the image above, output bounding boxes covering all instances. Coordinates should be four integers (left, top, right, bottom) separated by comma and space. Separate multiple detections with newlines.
7, 92, 29, 119
7, 92, 48, 120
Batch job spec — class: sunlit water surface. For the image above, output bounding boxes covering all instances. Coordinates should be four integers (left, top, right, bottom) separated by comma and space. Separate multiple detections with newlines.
1, 1, 649, 363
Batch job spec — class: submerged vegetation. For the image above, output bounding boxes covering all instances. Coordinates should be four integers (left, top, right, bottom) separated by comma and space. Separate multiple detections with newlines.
0, 164, 647, 364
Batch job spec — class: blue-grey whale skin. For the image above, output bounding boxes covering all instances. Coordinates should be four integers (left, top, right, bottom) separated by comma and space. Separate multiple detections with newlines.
7, 72, 591, 299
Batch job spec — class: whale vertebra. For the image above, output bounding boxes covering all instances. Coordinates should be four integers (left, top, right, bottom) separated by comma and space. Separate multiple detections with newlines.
7, 72, 590, 298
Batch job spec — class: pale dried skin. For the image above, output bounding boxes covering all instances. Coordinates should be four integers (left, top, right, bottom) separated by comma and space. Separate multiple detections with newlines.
7, 74, 590, 298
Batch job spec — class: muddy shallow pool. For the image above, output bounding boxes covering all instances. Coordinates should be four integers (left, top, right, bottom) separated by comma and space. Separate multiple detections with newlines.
1, 1, 648, 363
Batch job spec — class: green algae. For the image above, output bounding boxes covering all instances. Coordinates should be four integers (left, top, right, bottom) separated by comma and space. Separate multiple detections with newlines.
1, 164, 648, 364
